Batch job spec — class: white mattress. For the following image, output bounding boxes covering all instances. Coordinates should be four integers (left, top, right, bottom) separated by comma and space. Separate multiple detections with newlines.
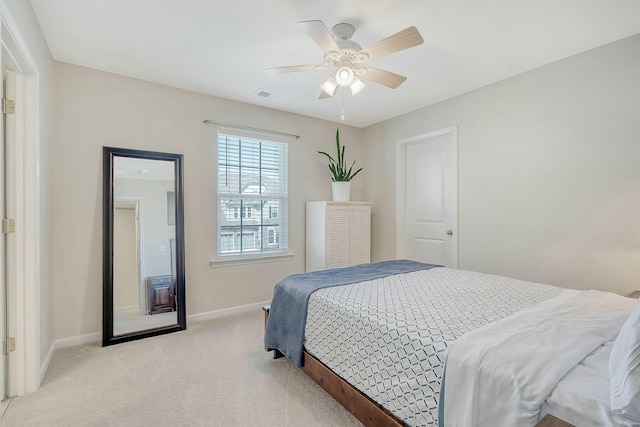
540, 340, 619, 427
304, 267, 562, 426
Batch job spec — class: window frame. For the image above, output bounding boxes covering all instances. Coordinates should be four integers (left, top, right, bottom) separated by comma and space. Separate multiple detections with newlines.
212, 127, 293, 266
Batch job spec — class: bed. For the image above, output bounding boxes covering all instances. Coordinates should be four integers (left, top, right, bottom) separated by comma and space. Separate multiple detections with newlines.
263, 260, 640, 427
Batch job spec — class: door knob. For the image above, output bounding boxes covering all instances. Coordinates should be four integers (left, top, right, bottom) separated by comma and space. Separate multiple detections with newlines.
446, 230, 453, 236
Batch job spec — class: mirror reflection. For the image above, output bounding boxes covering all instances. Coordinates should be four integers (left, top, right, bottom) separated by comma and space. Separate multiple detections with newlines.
113, 156, 177, 335
103, 147, 185, 346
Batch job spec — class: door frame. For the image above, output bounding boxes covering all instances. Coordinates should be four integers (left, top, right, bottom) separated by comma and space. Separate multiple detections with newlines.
0, 6, 41, 397
395, 126, 458, 266
114, 197, 146, 315
0, 63, 6, 406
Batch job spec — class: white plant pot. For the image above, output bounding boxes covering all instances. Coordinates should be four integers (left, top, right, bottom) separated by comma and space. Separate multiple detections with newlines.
332, 181, 351, 202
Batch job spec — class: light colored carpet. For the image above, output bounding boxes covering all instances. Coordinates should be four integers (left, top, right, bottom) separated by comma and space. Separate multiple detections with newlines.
1, 310, 363, 426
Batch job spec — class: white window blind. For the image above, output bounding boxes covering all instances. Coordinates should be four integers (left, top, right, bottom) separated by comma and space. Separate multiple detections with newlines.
217, 133, 288, 258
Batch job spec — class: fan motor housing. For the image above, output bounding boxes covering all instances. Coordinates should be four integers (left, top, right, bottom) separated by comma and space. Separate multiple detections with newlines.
333, 23, 362, 57
331, 23, 355, 41
324, 23, 362, 65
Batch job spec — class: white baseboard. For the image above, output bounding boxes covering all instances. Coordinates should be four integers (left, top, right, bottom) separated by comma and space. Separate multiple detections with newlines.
52, 300, 271, 351
55, 332, 102, 349
39, 342, 56, 384
0, 397, 11, 418
186, 300, 271, 324
114, 305, 138, 314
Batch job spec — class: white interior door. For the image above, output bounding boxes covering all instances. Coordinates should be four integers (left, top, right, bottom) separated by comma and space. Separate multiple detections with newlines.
4, 69, 19, 399
114, 202, 140, 314
1, 65, 7, 404
397, 128, 458, 267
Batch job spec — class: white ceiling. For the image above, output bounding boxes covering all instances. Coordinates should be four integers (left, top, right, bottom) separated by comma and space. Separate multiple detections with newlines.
30, 0, 640, 128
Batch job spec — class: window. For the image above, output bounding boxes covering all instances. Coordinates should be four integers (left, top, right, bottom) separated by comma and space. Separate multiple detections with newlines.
220, 233, 234, 252
217, 132, 288, 258
269, 205, 278, 219
268, 229, 279, 245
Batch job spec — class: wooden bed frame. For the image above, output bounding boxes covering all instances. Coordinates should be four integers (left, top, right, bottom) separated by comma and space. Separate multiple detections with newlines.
263, 306, 574, 427
301, 350, 404, 426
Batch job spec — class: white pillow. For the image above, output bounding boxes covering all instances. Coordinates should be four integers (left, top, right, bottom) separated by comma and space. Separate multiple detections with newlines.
610, 298, 640, 423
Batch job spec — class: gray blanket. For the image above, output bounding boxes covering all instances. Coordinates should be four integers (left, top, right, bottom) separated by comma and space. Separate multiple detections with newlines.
263, 259, 440, 367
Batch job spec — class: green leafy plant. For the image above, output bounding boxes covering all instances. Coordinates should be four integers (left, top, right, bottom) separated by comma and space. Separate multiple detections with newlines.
317, 129, 363, 182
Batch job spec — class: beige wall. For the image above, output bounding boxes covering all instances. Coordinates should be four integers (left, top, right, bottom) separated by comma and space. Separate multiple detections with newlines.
363, 34, 640, 296
2, 0, 55, 370
52, 62, 365, 340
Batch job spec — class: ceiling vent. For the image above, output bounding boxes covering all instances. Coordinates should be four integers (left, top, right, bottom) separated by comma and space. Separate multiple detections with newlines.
256, 89, 283, 99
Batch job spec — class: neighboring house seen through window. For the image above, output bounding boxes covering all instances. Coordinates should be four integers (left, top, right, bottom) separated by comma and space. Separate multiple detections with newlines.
217, 132, 288, 258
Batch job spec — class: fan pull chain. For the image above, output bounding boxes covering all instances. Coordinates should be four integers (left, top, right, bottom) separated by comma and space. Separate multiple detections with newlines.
341, 88, 345, 121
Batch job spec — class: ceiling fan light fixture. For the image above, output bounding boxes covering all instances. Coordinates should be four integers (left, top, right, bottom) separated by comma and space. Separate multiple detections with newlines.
335, 66, 355, 86
350, 78, 366, 96
320, 76, 338, 96
269, 21, 424, 102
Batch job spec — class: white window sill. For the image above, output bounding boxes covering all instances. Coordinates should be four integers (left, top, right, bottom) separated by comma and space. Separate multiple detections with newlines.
210, 252, 295, 268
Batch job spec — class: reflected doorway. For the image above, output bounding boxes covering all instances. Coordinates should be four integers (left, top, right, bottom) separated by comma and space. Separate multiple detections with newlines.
113, 200, 145, 335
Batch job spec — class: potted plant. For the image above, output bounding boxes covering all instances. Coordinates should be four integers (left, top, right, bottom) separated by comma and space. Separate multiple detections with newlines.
318, 129, 362, 201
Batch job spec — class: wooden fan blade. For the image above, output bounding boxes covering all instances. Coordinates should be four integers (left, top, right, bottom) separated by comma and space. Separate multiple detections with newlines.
318, 90, 334, 99
356, 26, 423, 62
298, 20, 341, 54
360, 66, 407, 89
265, 64, 328, 74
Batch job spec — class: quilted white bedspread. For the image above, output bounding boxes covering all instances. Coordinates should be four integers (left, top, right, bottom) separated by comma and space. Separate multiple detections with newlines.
304, 267, 562, 426
443, 289, 634, 427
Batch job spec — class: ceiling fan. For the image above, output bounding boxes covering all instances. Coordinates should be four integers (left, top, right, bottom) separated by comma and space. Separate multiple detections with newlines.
266, 20, 424, 98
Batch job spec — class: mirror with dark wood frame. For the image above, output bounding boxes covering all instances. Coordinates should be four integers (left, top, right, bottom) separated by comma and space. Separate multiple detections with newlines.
103, 146, 186, 346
